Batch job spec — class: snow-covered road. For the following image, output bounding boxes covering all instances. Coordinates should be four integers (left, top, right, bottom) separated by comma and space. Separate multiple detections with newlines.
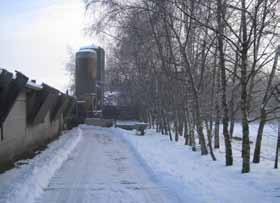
35, 126, 179, 203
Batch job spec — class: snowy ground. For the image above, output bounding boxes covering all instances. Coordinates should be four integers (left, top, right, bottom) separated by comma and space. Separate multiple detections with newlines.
118, 123, 280, 203
0, 123, 279, 203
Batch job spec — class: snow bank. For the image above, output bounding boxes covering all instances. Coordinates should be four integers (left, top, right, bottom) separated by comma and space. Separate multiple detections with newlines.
118, 127, 280, 203
0, 127, 83, 203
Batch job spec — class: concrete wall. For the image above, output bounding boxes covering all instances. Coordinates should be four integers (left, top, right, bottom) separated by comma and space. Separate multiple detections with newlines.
0, 90, 63, 164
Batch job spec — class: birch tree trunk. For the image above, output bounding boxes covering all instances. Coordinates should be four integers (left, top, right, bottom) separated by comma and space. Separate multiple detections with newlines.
274, 119, 280, 169
216, 0, 233, 165
240, 0, 250, 173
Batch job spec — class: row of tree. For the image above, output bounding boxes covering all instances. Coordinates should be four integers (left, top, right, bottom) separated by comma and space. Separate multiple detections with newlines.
85, 0, 280, 173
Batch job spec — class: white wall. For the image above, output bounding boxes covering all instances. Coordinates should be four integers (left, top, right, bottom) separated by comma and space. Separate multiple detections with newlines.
0, 90, 62, 164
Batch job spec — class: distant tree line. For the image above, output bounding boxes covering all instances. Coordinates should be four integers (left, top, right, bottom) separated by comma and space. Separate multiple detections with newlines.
85, 0, 280, 173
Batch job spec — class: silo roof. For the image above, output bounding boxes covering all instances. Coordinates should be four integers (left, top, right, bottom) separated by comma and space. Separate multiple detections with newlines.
77, 48, 96, 54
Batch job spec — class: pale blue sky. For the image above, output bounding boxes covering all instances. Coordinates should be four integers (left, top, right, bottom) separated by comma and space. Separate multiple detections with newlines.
0, 0, 95, 91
